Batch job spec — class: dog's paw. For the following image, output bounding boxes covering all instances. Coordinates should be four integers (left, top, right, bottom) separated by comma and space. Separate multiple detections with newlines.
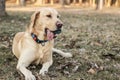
64, 53, 73, 58
39, 69, 48, 76
25, 72, 36, 80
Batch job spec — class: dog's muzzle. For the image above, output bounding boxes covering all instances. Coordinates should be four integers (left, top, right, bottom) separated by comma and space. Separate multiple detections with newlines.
31, 28, 62, 46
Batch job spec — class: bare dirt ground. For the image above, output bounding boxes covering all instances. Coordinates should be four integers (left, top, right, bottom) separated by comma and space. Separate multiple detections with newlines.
0, 8, 120, 80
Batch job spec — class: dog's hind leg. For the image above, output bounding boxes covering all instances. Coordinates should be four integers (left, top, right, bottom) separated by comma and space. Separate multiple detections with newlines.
52, 48, 72, 58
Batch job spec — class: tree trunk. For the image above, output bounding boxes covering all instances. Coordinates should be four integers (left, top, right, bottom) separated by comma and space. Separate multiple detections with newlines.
92, 0, 96, 7
115, 0, 120, 7
66, 0, 70, 5
73, 0, 76, 4
16, 0, 26, 6
16, 0, 20, 5
60, 0, 65, 7
105, 0, 111, 7
50, 0, 54, 5
78, 0, 82, 5
115, 0, 118, 6
89, 0, 95, 7
79, 0, 82, 3
0, 0, 6, 16
89, 0, 92, 6
118, 0, 120, 7
96, 0, 103, 10
20, 0, 26, 6
34, 0, 43, 5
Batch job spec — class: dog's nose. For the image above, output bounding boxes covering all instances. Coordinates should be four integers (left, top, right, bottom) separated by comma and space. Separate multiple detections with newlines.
56, 21, 63, 29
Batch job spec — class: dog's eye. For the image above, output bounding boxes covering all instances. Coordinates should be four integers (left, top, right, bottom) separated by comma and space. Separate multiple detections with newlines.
46, 15, 52, 18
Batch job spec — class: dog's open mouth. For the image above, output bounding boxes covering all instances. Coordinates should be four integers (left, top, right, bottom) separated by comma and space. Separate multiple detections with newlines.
45, 28, 61, 40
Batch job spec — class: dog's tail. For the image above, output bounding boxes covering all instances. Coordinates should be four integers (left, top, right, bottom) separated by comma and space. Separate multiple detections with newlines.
52, 48, 72, 58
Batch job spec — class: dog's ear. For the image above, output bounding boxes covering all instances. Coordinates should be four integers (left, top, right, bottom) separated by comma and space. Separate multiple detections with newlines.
28, 11, 40, 32
31, 11, 40, 28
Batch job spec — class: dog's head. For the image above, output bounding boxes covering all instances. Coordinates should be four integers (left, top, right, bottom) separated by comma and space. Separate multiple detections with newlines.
29, 8, 63, 40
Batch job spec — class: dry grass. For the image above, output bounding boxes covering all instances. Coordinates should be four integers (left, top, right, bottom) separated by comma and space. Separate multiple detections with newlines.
0, 10, 120, 80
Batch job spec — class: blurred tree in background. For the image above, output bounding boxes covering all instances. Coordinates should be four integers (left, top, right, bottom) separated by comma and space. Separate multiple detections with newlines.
96, 0, 103, 10
0, 0, 7, 16
34, 0, 44, 5
16, 0, 25, 6
5, 0, 120, 10
6, 0, 120, 8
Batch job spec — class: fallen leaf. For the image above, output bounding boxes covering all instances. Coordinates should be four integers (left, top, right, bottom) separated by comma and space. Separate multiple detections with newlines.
72, 65, 79, 72
63, 70, 70, 75
99, 66, 104, 71
94, 42, 102, 46
87, 68, 96, 74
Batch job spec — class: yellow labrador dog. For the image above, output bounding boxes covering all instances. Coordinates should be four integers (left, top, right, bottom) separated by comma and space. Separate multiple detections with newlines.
12, 8, 72, 80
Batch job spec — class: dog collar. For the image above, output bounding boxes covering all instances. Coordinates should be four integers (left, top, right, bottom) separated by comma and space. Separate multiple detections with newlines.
31, 33, 48, 46
31, 29, 61, 46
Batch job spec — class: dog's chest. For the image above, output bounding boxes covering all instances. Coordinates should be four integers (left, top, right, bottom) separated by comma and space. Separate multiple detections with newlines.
35, 41, 53, 64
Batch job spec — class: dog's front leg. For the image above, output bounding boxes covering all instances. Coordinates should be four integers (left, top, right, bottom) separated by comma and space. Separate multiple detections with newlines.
39, 60, 53, 75
17, 51, 36, 80
39, 52, 53, 76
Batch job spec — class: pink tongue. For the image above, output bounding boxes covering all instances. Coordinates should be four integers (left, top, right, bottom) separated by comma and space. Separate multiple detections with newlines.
47, 30, 54, 40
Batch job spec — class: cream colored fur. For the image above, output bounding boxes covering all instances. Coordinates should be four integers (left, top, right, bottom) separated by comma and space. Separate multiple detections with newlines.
12, 8, 72, 80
